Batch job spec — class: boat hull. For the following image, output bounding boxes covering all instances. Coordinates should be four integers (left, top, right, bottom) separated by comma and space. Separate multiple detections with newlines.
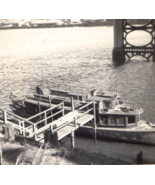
77, 126, 155, 145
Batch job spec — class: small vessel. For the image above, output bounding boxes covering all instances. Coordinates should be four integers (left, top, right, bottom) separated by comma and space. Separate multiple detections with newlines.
8, 86, 155, 145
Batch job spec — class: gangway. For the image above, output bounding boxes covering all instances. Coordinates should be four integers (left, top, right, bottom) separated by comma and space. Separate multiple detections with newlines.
0, 100, 96, 146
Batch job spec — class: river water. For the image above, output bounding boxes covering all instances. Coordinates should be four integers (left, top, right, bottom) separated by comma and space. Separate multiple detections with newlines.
1, 26, 155, 164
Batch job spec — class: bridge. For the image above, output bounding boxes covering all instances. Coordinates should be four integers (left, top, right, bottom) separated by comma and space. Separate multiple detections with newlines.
113, 19, 155, 62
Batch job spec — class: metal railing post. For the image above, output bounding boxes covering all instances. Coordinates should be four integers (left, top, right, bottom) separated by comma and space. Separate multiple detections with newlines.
19, 121, 22, 134
33, 124, 36, 133
22, 121, 25, 137
74, 117, 77, 129
71, 130, 75, 149
3, 110, 7, 124
44, 112, 47, 126
49, 95, 52, 107
51, 110, 53, 122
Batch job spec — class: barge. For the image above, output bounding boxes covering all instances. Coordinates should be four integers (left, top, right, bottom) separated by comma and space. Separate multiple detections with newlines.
6, 86, 155, 145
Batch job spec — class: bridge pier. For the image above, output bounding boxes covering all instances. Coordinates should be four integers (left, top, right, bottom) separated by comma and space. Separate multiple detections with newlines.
154, 46, 155, 62
154, 31, 155, 61
112, 19, 125, 62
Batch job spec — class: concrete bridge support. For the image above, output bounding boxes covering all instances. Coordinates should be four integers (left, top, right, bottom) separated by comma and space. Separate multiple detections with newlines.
112, 19, 125, 62
154, 31, 155, 62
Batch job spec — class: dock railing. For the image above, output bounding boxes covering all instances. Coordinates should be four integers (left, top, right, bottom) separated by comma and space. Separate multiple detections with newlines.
0, 101, 96, 142
53, 101, 95, 132
0, 102, 64, 138
30, 101, 95, 141
0, 108, 34, 137
25, 102, 64, 137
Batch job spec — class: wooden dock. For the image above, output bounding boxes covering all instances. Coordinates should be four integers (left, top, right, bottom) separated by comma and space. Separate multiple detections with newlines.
0, 100, 96, 148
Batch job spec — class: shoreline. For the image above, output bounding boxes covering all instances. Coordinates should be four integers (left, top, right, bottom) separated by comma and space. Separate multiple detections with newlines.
0, 141, 132, 165
0, 24, 113, 30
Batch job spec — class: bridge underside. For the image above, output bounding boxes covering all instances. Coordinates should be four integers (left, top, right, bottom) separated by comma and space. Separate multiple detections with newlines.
113, 19, 155, 62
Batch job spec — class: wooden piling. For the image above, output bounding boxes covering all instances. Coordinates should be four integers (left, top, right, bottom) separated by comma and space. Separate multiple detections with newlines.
71, 130, 75, 149
9, 123, 15, 142
3, 123, 15, 142
51, 132, 58, 147
93, 101, 97, 142
137, 151, 143, 164
4, 126, 9, 140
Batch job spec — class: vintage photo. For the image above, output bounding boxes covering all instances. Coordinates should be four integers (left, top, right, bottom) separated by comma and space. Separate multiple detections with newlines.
0, 19, 155, 165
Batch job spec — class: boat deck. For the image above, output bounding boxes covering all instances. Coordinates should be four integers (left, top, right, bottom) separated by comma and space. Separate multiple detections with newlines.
25, 99, 72, 111
100, 106, 143, 116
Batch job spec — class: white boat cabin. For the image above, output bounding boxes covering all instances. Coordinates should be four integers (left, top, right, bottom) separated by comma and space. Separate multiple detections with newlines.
87, 92, 143, 128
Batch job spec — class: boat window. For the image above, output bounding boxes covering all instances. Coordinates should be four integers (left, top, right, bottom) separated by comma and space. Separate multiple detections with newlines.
128, 116, 136, 124
117, 116, 125, 125
99, 115, 126, 127
103, 101, 111, 108
109, 116, 116, 125
100, 116, 107, 124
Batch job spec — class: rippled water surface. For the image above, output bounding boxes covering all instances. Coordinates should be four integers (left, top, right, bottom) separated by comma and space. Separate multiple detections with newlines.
0, 26, 155, 123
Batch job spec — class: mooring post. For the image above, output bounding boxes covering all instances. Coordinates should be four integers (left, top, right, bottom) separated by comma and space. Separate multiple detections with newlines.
137, 151, 143, 164
9, 123, 15, 141
93, 101, 97, 142
71, 130, 75, 149
51, 132, 58, 147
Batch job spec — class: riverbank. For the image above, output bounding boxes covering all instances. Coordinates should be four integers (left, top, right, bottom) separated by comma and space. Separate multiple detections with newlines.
2, 135, 155, 165
1, 141, 131, 165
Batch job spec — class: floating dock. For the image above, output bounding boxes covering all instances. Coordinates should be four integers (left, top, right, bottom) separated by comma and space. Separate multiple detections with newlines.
0, 93, 96, 148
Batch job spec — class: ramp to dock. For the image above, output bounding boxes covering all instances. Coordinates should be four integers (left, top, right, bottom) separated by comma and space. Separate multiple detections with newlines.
57, 113, 94, 140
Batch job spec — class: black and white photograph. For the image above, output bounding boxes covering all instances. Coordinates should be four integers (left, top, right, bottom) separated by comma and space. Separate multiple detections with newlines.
0, 2, 155, 172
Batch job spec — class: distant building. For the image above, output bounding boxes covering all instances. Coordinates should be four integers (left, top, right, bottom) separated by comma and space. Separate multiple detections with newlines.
12, 23, 19, 28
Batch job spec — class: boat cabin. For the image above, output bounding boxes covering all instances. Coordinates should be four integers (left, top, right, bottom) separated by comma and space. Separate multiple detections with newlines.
87, 94, 143, 128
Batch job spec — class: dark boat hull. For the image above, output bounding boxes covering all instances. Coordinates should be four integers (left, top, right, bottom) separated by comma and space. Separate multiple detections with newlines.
77, 126, 155, 145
